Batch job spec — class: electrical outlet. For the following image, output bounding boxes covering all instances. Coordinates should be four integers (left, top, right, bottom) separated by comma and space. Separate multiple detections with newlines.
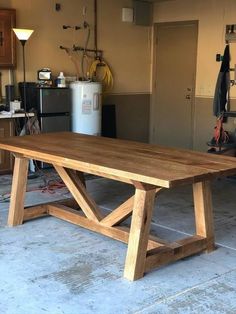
55, 3, 61, 11
216, 54, 221, 62
233, 118, 236, 125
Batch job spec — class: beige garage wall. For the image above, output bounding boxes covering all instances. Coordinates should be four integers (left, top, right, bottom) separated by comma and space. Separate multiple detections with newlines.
0, 0, 151, 142
98, 0, 152, 94
153, 0, 236, 151
0, 0, 151, 95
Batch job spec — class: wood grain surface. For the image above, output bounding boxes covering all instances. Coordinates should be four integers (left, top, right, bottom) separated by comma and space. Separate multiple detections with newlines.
0, 132, 236, 188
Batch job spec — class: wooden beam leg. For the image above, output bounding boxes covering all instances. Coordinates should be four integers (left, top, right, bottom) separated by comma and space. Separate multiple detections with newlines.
124, 187, 156, 281
100, 196, 134, 227
53, 165, 103, 222
193, 181, 215, 252
8, 156, 29, 227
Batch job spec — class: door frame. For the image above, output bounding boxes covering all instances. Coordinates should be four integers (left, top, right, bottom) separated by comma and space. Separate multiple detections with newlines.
149, 20, 199, 147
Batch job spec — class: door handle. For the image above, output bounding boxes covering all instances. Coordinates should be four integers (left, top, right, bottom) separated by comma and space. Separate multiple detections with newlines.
185, 94, 191, 100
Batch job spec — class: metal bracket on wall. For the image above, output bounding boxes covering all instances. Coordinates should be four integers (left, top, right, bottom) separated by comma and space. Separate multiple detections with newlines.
59, 45, 103, 58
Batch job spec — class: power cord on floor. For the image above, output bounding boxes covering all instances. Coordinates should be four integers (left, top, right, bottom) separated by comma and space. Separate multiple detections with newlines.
34, 166, 68, 194
0, 169, 69, 203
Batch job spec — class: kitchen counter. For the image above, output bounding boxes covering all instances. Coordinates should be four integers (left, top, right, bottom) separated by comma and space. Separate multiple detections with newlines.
0, 112, 34, 119
0, 112, 35, 173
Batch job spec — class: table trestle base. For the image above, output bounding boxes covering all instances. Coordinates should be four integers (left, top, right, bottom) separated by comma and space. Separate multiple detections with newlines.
22, 198, 212, 281
8, 160, 215, 281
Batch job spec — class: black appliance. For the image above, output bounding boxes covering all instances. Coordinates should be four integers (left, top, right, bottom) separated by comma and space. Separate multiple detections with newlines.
18, 82, 38, 111
36, 87, 71, 133
19, 84, 71, 133
5, 84, 15, 108
19, 84, 71, 168
102, 104, 116, 138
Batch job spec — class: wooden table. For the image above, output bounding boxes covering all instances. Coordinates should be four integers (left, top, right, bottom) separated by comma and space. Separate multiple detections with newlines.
1, 132, 236, 281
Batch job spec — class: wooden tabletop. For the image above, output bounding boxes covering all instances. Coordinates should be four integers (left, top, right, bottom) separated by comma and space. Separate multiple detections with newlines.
0, 132, 236, 188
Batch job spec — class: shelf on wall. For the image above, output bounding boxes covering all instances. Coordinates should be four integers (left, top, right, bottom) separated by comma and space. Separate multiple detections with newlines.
223, 111, 236, 117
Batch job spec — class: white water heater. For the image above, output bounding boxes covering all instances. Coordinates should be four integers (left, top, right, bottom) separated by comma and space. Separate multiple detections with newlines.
70, 81, 102, 135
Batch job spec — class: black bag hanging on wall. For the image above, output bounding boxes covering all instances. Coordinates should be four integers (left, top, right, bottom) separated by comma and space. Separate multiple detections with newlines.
213, 44, 230, 117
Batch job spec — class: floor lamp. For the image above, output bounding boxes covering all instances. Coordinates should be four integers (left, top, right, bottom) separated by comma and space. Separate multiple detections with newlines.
13, 28, 36, 177
12, 28, 34, 127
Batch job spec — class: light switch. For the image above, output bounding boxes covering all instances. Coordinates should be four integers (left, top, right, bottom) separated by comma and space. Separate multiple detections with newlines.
122, 8, 133, 23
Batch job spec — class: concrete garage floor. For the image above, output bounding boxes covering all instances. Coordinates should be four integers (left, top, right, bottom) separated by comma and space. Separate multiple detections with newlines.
0, 171, 236, 314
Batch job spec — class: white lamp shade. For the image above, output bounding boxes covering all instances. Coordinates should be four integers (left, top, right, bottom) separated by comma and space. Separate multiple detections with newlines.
13, 28, 34, 41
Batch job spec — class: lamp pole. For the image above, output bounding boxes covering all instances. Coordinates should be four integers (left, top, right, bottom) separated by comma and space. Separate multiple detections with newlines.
21, 40, 27, 115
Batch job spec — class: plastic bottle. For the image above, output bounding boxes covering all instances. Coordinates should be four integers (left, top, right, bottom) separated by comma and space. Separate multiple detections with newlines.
57, 72, 66, 88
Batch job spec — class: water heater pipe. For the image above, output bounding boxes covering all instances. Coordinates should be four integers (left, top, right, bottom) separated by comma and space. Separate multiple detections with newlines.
94, 0, 98, 58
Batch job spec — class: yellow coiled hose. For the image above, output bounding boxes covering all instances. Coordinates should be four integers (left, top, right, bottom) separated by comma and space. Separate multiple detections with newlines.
89, 59, 113, 92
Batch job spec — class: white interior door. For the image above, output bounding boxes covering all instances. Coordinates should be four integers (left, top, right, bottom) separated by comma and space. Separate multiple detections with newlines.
150, 21, 198, 149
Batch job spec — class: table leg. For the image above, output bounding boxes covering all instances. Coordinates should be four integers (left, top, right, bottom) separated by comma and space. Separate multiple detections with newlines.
124, 187, 156, 281
193, 181, 215, 252
75, 170, 86, 187
8, 156, 29, 227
